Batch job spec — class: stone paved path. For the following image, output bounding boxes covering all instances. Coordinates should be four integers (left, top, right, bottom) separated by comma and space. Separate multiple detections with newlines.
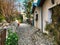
16, 23, 55, 45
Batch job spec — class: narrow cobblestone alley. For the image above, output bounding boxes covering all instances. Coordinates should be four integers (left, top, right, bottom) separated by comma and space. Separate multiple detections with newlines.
16, 23, 55, 45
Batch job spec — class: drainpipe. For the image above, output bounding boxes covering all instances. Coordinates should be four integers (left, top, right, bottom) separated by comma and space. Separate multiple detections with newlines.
41, 6, 43, 32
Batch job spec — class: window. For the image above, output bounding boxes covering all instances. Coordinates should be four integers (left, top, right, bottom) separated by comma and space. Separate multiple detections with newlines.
36, 14, 38, 21
48, 10, 52, 23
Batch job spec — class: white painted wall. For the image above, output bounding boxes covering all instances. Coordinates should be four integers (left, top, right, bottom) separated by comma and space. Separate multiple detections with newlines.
55, 0, 60, 4
34, 7, 41, 29
23, 14, 27, 22
42, 0, 60, 33
33, 0, 60, 33
42, 0, 52, 33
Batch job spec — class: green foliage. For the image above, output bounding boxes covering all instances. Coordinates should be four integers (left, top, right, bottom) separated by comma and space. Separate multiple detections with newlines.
17, 15, 23, 23
0, 14, 5, 22
23, 0, 33, 18
5, 30, 18, 45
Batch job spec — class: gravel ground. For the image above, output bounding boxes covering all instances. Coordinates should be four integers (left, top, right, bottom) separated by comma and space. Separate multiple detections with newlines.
16, 23, 55, 45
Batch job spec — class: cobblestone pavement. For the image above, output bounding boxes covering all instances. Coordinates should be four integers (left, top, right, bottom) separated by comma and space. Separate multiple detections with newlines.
16, 23, 55, 45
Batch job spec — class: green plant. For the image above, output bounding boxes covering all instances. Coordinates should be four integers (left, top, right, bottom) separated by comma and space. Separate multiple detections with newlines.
45, 5, 60, 45
23, 0, 33, 19
5, 30, 18, 45
0, 14, 5, 22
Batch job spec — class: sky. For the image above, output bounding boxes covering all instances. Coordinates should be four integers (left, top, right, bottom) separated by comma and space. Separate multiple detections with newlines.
16, 0, 25, 12
16, 0, 24, 4
16, 0, 38, 13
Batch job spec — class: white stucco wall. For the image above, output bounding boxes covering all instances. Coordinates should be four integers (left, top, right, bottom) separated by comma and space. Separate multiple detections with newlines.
42, 0, 60, 33
34, 7, 41, 29
33, 0, 60, 33
55, 0, 60, 4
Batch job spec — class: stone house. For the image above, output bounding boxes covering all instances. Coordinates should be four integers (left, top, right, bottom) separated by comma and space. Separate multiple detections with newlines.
32, 0, 60, 33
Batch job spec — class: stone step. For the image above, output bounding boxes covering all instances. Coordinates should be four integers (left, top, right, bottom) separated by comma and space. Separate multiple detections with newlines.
31, 30, 55, 45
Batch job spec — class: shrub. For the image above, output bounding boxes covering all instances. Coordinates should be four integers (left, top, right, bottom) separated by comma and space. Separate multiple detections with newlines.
0, 14, 5, 22
5, 30, 18, 45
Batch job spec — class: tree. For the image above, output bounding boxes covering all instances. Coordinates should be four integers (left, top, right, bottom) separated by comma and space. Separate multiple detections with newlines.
23, 0, 33, 18
0, 0, 18, 22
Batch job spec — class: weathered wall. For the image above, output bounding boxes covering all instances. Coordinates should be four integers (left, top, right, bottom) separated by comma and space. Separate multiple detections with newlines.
34, 7, 41, 29
42, 0, 60, 33
33, 0, 60, 33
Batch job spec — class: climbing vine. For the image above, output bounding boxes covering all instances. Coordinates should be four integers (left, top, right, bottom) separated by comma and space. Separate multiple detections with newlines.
45, 4, 60, 45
